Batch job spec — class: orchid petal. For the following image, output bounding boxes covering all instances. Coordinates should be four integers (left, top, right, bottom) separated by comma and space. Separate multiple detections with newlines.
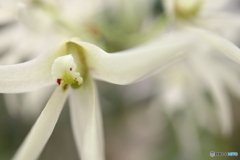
21, 86, 55, 121
187, 27, 240, 64
69, 75, 104, 160
163, 0, 175, 18
190, 56, 232, 136
203, 0, 229, 10
17, 2, 41, 31
190, 74, 219, 135
0, 42, 67, 93
196, 12, 240, 28
4, 87, 54, 121
71, 35, 192, 85
214, 62, 240, 99
12, 86, 69, 160
172, 113, 201, 159
0, 0, 17, 8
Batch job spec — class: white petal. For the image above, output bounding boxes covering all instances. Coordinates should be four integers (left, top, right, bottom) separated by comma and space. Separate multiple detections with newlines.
203, 0, 229, 10
163, 0, 175, 19
187, 27, 240, 64
214, 62, 240, 100
71, 35, 192, 85
21, 86, 55, 121
0, 42, 67, 93
0, 25, 19, 54
69, 76, 104, 160
59, 0, 104, 23
190, 56, 232, 136
17, 2, 41, 31
190, 74, 219, 135
197, 12, 240, 28
0, 0, 17, 7
4, 87, 55, 121
12, 86, 69, 160
172, 113, 201, 159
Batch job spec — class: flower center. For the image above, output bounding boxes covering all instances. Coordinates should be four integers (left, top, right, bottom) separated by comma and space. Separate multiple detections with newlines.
174, 0, 203, 19
52, 54, 83, 89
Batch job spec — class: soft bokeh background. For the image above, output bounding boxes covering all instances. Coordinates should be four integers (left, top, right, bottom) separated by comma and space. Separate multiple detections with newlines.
0, 0, 240, 160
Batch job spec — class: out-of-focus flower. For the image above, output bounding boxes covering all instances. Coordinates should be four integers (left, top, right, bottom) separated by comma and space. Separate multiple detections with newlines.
163, 0, 240, 52
0, 0, 105, 65
0, 34, 192, 160
159, 0, 240, 135
93, 0, 164, 52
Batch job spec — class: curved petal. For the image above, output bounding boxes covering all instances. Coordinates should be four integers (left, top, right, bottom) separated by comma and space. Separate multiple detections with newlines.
190, 56, 232, 136
0, 0, 17, 7
187, 27, 240, 64
17, 2, 42, 32
203, 0, 230, 10
12, 86, 69, 160
214, 61, 240, 99
0, 25, 19, 54
163, 0, 175, 18
0, 42, 67, 93
197, 12, 240, 28
69, 76, 105, 160
71, 34, 192, 85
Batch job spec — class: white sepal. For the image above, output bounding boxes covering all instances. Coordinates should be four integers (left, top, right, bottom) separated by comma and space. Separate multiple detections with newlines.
12, 86, 69, 160
69, 75, 105, 160
0, 42, 67, 93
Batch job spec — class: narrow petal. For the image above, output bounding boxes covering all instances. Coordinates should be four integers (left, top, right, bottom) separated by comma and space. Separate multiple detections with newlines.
190, 56, 232, 136
187, 27, 240, 64
71, 34, 192, 85
12, 86, 69, 160
17, 2, 41, 31
21, 86, 55, 121
0, 25, 19, 54
190, 75, 219, 135
0, 0, 17, 7
214, 62, 240, 100
69, 75, 104, 160
0, 42, 67, 93
4, 87, 55, 121
196, 12, 240, 28
203, 0, 229, 10
172, 113, 201, 159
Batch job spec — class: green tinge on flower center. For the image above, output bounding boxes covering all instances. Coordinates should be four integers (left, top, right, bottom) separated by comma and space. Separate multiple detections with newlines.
52, 55, 83, 89
174, 0, 203, 19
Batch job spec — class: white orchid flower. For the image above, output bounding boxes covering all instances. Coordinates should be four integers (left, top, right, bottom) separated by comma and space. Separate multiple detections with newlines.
162, 0, 240, 63
144, 1, 240, 158
161, 0, 240, 126
0, 34, 193, 160
0, 0, 111, 122
151, 45, 239, 159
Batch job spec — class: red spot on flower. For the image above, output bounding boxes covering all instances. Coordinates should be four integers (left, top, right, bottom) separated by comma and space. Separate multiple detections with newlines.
70, 68, 72, 71
57, 79, 62, 85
